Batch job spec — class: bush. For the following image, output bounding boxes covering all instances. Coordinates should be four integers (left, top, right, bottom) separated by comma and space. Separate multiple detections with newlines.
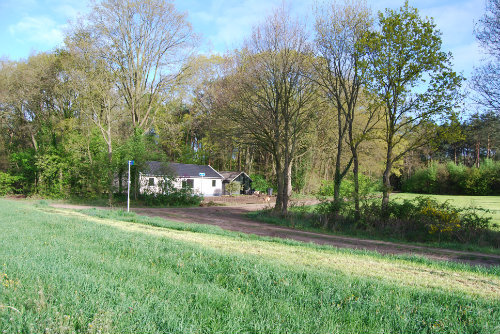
360, 196, 497, 245
140, 190, 203, 207
225, 181, 242, 195
140, 180, 203, 207
446, 162, 467, 194
401, 164, 438, 193
250, 174, 272, 192
0, 172, 20, 196
402, 160, 500, 195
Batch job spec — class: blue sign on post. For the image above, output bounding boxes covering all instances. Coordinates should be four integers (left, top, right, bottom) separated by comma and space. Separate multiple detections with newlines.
199, 172, 205, 177
129, 160, 134, 165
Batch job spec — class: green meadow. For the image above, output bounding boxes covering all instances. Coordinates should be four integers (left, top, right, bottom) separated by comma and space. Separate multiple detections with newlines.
392, 193, 500, 227
1, 199, 499, 333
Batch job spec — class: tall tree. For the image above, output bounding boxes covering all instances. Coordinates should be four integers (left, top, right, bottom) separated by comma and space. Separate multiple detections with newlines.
231, 6, 317, 214
314, 0, 379, 219
472, 0, 500, 113
80, 0, 197, 131
66, 32, 124, 205
362, 1, 463, 210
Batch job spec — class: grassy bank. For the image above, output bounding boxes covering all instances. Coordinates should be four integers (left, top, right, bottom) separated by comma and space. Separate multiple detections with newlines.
1, 199, 499, 333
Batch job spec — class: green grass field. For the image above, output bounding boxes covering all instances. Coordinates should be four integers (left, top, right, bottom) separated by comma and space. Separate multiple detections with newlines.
290, 193, 500, 226
392, 193, 500, 227
1, 199, 499, 333
252, 193, 500, 253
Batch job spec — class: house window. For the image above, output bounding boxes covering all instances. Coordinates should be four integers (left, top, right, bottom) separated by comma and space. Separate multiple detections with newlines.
148, 178, 155, 186
182, 179, 194, 188
212, 180, 216, 187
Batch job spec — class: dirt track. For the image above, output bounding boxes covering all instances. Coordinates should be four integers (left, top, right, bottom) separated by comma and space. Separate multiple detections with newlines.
51, 202, 500, 267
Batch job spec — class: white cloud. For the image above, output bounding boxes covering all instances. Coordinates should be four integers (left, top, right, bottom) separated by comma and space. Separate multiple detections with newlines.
9, 16, 64, 46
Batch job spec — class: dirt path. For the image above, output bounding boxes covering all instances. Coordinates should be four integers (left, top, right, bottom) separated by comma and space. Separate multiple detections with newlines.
51, 202, 500, 267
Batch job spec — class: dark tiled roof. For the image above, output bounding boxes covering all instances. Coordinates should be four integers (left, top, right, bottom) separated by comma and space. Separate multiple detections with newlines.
219, 171, 252, 182
143, 161, 223, 179
219, 171, 241, 181
143, 161, 173, 176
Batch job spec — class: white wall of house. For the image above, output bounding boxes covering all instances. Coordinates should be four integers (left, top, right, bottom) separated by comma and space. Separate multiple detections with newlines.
139, 174, 167, 195
139, 174, 222, 196
173, 177, 222, 196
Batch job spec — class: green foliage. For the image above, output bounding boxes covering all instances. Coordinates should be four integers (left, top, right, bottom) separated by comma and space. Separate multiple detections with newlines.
317, 174, 380, 199
258, 195, 500, 249
9, 150, 37, 194
225, 181, 242, 195
316, 180, 335, 197
402, 160, 500, 195
250, 174, 272, 192
361, 197, 496, 244
35, 153, 69, 198
140, 178, 203, 207
0, 172, 20, 195
361, 1, 463, 207
140, 190, 203, 207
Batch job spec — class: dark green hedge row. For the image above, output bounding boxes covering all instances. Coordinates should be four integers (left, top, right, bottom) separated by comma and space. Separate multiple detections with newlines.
402, 160, 500, 195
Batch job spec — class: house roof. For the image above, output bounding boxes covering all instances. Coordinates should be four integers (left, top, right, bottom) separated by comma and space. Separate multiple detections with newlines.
219, 171, 252, 182
143, 161, 172, 176
143, 161, 223, 179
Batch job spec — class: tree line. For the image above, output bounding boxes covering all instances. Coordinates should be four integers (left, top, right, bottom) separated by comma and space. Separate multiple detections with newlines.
0, 0, 498, 215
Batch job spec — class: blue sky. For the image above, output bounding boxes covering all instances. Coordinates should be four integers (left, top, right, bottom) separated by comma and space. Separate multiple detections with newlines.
0, 0, 487, 78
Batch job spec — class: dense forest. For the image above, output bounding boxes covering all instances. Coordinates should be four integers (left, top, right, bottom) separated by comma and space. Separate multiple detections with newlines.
0, 0, 499, 214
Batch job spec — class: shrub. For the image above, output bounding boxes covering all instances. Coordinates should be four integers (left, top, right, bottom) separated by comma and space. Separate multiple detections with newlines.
225, 181, 242, 195
401, 164, 438, 193
402, 160, 500, 195
140, 180, 203, 207
446, 162, 467, 194
0, 172, 20, 196
249, 174, 272, 192
316, 180, 335, 197
140, 190, 203, 207
360, 196, 497, 245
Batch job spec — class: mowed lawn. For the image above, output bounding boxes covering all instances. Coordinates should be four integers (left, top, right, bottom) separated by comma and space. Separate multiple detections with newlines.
392, 193, 500, 227
1, 200, 499, 333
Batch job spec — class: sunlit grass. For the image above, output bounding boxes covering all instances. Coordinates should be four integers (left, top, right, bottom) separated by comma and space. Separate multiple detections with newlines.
392, 193, 500, 228
1, 199, 499, 333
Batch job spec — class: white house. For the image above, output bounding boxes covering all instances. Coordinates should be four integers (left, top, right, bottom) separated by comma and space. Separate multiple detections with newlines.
139, 161, 224, 196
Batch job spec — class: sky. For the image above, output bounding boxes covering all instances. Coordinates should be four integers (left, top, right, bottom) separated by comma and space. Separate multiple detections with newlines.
0, 0, 487, 78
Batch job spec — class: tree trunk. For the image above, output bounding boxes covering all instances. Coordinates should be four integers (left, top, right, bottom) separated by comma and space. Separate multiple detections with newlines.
333, 137, 343, 208
280, 160, 292, 216
287, 162, 293, 198
274, 157, 283, 214
237, 146, 241, 170
352, 151, 360, 221
107, 148, 113, 207
476, 140, 480, 168
487, 135, 490, 158
382, 147, 393, 214
31, 132, 38, 152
